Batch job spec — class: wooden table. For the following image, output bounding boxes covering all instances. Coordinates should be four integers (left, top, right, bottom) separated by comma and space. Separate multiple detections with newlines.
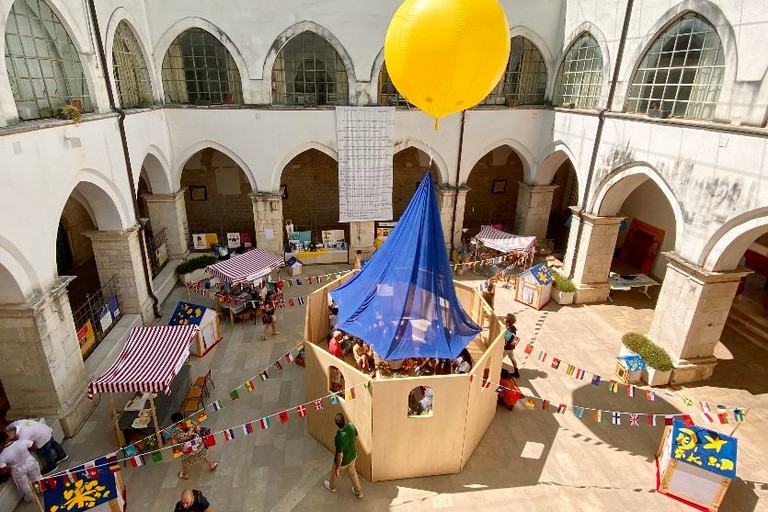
608, 272, 660, 301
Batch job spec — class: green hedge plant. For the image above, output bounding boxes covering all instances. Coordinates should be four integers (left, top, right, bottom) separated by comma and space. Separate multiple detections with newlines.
176, 255, 217, 275
621, 332, 674, 371
552, 272, 576, 293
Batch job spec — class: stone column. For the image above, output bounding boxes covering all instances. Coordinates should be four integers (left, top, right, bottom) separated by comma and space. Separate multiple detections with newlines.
142, 189, 190, 260
437, 187, 469, 250
348, 221, 375, 263
513, 183, 558, 242
0, 279, 95, 436
648, 252, 750, 384
87, 225, 154, 323
566, 212, 624, 303
251, 193, 283, 254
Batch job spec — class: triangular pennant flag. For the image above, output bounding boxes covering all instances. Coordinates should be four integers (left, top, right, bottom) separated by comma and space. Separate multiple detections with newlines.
259, 417, 271, 430
296, 404, 307, 418
244, 380, 255, 392
629, 413, 639, 426
279, 410, 290, 424
284, 352, 295, 363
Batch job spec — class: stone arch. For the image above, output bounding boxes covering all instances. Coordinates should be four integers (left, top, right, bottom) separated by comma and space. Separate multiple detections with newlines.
535, 141, 580, 186
0, 236, 39, 303
172, 141, 256, 192
0, 0, 100, 117
262, 20, 357, 104
55, 170, 133, 233
104, 9, 157, 102
462, 138, 534, 184
590, 162, 685, 251
136, 145, 172, 194
700, 208, 768, 271
393, 140, 449, 185
272, 141, 338, 192
551, 23, 611, 107
369, 47, 386, 103
509, 26, 556, 100
619, 0, 738, 120
153, 17, 252, 103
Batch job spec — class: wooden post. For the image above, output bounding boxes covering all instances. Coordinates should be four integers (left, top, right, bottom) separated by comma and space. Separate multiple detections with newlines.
108, 393, 126, 447
148, 394, 163, 448
27, 477, 44, 512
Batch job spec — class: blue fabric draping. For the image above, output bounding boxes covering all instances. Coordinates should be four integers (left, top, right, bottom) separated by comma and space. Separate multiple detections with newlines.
331, 174, 481, 359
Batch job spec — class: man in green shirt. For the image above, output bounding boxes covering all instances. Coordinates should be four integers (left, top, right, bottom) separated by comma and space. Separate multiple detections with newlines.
324, 413, 363, 499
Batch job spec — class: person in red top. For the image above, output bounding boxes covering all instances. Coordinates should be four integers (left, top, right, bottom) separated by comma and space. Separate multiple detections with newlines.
497, 369, 520, 410
329, 331, 344, 359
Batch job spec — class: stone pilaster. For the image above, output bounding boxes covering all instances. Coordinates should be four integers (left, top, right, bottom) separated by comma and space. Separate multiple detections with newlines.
87, 225, 154, 323
648, 253, 750, 384
348, 221, 375, 263
0, 279, 95, 436
250, 193, 283, 254
437, 187, 469, 250
513, 183, 558, 242
566, 212, 624, 303
142, 189, 190, 260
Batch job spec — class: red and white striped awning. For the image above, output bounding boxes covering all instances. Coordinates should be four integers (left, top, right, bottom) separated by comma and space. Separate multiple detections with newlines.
87, 325, 198, 398
475, 225, 536, 254
205, 249, 284, 284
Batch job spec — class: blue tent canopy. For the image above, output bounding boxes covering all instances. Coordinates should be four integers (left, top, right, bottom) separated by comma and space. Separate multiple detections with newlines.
331, 174, 481, 360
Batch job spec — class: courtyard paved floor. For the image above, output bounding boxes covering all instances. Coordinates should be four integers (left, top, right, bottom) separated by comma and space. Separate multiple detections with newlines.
16, 263, 768, 511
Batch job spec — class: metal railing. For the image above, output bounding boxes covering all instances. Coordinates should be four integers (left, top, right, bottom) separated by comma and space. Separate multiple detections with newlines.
72, 275, 123, 360
146, 227, 169, 278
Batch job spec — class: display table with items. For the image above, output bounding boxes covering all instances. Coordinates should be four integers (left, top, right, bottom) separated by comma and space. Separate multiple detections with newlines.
608, 272, 660, 301
285, 229, 349, 264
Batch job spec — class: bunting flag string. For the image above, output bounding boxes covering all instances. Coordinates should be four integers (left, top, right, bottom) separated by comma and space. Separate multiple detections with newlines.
523, 343, 743, 413
451, 252, 527, 272
34, 382, 365, 489
473, 372, 749, 428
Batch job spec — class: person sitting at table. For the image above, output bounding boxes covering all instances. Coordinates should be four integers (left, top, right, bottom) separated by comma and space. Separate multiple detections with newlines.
352, 340, 370, 372
170, 413, 218, 480
415, 358, 435, 376
261, 293, 279, 341
434, 359, 452, 375
328, 331, 344, 360
452, 349, 473, 374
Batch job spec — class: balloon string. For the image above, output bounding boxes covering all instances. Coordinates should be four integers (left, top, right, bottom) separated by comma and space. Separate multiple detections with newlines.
434, 118, 439, 130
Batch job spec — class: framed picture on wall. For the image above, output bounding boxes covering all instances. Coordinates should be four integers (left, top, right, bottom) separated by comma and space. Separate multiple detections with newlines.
190, 186, 207, 201
492, 179, 507, 194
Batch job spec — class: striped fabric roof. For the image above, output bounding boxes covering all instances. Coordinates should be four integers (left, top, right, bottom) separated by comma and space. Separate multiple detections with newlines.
87, 325, 198, 398
205, 249, 284, 284
475, 225, 536, 254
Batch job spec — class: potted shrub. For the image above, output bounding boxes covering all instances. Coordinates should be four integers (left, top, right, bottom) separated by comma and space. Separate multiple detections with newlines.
176, 255, 218, 285
620, 331, 674, 386
551, 271, 576, 305
57, 103, 81, 124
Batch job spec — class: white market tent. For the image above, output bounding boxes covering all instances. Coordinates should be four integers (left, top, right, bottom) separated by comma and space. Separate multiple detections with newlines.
205, 248, 284, 284
88, 325, 199, 446
475, 225, 536, 255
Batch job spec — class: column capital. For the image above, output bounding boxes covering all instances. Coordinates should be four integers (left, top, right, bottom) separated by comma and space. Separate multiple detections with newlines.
664, 251, 751, 284
518, 182, 558, 194
85, 224, 141, 241
249, 192, 282, 202
142, 188, 186, 204
569, 208, 624, 227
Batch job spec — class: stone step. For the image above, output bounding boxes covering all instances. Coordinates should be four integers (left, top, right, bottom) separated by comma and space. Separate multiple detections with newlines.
726, 302, 768, 352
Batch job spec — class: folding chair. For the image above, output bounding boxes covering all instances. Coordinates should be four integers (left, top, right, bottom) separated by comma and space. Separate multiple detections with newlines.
193, 369, 214, 398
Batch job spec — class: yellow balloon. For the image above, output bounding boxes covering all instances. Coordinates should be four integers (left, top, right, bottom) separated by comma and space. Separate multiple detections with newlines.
384, 0, 510, 127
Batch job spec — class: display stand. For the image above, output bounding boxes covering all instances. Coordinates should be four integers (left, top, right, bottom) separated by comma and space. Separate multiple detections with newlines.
656, 419, 737, 511
168, 302, 223, 357
515, 263, 553, 310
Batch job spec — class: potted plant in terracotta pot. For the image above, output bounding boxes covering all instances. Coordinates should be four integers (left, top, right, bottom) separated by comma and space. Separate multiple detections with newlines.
620, 331, 674, 386
551, 271, 576, 305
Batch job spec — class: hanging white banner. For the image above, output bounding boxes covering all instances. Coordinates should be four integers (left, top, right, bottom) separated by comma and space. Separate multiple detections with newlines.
336, 106, 395, 222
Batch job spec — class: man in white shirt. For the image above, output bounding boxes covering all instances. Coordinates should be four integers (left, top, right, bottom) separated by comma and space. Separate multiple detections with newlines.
0, 430, 42, 502
7, 419, 67, 475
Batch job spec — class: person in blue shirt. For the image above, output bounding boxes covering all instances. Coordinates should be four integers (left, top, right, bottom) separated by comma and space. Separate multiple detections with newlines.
504, 314, 521, 378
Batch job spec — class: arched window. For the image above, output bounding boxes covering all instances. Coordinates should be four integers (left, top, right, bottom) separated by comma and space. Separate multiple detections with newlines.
329, 366, 345, 395
555, 33, 603, 109
161, 28, 243, 105
408, 386, 433, 417
271, 31, 349, 106
378, 62, 409, 107
482, 36, 547, 106
112, 21, 152, 108
625, 13, 724, 120
5, 0, 92, 120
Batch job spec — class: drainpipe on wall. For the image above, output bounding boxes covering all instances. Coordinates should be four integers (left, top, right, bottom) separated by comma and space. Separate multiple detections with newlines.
449, 110, 467, 253
568, 0, 634, 279
87, 0, 161, 319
